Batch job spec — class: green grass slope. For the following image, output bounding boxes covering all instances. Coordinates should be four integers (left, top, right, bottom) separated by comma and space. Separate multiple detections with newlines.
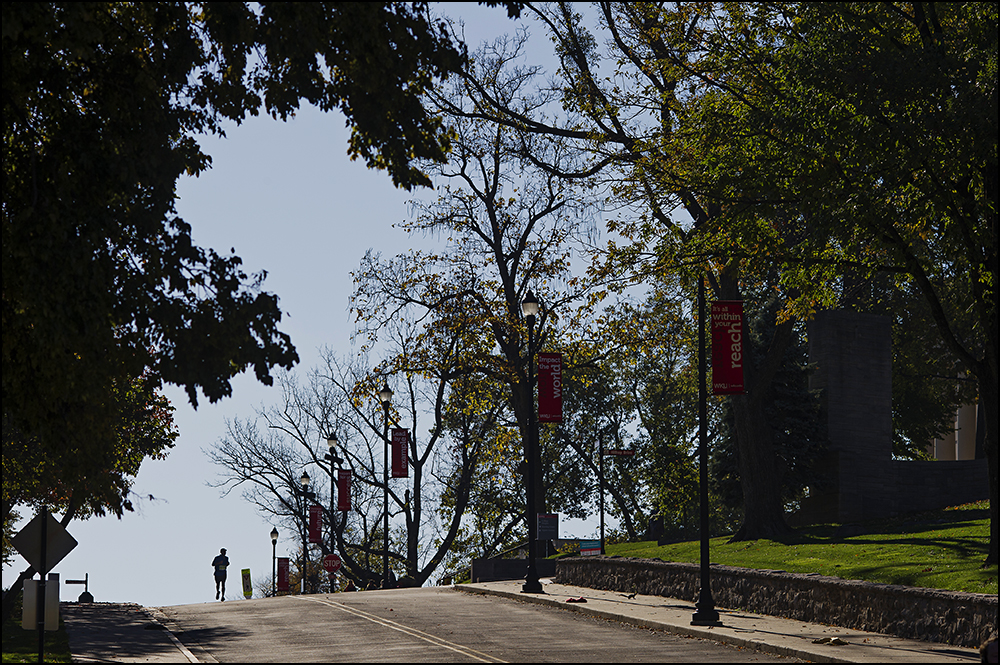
605, 501, 997, 595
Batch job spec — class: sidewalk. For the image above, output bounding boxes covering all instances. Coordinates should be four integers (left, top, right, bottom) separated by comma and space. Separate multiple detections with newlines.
457, 579, 983, 664
61, 602, 196, 663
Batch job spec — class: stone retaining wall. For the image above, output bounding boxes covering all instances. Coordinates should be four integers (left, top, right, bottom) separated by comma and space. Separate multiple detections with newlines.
555, 557, 997, 648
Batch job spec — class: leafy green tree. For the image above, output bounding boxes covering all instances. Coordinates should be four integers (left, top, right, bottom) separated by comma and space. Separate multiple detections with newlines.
470, 3, 994, 554
3, 0, 526, 515
2, 371, 177, 622
448, 2, 816, 540
673, 2, 997, 562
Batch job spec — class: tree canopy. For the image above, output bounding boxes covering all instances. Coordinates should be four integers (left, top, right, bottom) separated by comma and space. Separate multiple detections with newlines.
2, 2, 529, 516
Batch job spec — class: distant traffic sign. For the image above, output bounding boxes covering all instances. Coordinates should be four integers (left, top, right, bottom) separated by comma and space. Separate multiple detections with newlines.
604, 449, 635, 457
323, 554, 342, 573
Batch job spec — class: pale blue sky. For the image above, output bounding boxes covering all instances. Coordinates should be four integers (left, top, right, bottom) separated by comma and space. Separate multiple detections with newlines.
4, 4, 614, 607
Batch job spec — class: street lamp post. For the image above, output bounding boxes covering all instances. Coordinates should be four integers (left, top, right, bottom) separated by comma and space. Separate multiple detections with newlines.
270, 527, 278, 597
521, 290, 543, 593
379, 383, 393, 589
691, 276, 721, 625
299, 471, 315, 594
324, 433, 343, 592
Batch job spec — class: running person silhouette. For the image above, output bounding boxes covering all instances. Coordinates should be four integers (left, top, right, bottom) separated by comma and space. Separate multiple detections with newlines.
212, 548, 230, 600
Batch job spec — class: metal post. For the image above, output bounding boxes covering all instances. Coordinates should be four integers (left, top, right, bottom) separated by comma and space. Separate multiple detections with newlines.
37, 506, 48, 663
599, 434, 606, 555
692, 276, 721, 625
522, 315, 543, 593
383, 402, 390, 589
299, 474, 314, 594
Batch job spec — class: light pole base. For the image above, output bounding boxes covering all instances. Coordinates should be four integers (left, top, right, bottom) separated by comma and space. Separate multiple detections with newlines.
521, 579, 544, 593
691, 607, 722, 626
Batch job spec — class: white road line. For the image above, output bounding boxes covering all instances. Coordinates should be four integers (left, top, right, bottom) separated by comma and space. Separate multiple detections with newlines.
295, 596, 507, 663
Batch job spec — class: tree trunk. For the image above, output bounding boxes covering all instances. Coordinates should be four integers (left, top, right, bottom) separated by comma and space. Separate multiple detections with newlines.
977, 370, 998, 566
728, 393, 793, 541
718, 272, 795, 542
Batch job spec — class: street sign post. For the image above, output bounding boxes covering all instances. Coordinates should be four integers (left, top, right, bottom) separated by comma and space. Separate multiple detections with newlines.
11, 508, 78, 662
600, 446, 636, 553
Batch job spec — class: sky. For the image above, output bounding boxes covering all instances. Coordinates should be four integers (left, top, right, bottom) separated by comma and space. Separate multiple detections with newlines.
4, 4, 616, 608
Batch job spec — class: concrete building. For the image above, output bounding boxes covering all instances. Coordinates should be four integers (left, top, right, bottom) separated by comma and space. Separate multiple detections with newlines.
929, 402, 981, 461
792, 310, 989, 525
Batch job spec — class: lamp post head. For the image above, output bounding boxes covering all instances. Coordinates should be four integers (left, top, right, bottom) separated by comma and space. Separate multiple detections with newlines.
300, 471, 310, 488
521, 290, 540, 321
270, 527, 279, 544
326, 432, 338, 450
378, 383, 393, 407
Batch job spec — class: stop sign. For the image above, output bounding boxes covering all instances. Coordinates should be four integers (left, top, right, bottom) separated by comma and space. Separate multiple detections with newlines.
323, 554, 342, 573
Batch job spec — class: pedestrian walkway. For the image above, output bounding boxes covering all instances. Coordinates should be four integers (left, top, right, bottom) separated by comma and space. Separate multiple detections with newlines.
457, 579, 983, 664
62, 602, 196, 663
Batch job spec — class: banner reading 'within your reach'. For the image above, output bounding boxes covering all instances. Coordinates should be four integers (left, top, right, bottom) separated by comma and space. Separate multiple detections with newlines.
711, 301, 745, 395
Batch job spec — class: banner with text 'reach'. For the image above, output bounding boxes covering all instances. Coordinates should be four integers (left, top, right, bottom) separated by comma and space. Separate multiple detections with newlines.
337, 469, 351, 511
711, 301, 745, 394
538, 353, 563, 422
391, 428, 409, 478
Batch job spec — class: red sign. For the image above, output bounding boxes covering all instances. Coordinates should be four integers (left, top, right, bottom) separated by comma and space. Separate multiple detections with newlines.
604, 449, 635, 457
277, 557, 290, 592
308, 504, 322, 544
711, 301, 745, 394
323, 554, 342, 573
391, 428, 409, 478
337, 470, 351, 511
537, 353, 563, 422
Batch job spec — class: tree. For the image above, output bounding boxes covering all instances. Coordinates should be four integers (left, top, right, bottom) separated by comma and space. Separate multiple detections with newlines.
712, 296, 827, 519
668, 2, 997, 562
445, 2, 812, 540
2, 1, 529, 516
208, 336, 493, 588
453, 2, 996, 552
2, 370, 177, 622
352, 35, 606, 532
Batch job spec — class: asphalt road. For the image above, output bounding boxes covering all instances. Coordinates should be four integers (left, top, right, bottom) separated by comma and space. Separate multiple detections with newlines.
157, 587, 796, 662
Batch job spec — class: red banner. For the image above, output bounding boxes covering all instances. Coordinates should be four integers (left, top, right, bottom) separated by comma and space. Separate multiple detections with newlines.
391, 428, 409, 478
537, 353, 563, 422
308, 504, 322, 543
277, 557, 289, 592
711, 301, 745, 394
337, 469, 351, 511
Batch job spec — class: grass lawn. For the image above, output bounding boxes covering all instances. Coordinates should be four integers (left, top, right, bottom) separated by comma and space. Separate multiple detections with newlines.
604, 501, 997, 596
1, 593, 72, 664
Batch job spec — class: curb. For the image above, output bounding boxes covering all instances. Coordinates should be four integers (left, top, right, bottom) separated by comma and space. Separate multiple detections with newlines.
145, 606, 213, 663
